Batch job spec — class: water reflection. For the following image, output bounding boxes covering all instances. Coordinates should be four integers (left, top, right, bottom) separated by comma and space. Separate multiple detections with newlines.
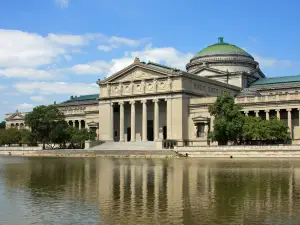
1, 157, 300, 224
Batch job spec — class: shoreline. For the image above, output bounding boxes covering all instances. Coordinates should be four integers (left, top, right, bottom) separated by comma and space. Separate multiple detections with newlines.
0, 149, 178, 158
2, 148, 300, 158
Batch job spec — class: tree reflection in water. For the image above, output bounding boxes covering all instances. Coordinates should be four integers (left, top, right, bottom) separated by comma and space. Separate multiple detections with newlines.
0, 157, 299, 225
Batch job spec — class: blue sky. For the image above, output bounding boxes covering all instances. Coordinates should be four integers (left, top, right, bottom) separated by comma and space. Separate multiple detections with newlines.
1, 0, 300, 121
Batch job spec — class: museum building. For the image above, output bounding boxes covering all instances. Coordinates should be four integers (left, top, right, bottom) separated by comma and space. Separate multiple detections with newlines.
6, 38, 300, 145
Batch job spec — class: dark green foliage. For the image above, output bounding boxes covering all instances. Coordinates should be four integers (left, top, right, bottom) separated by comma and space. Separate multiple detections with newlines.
25, 105, 65, 149
209, 95, 291, 145
209, 94, 244, 145
0, 121, 5, 129
68, 127, 95, 149
243, 116, 291, 144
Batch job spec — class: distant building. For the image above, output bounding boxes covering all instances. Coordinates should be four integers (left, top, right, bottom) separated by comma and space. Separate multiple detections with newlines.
6, 38, 300, 145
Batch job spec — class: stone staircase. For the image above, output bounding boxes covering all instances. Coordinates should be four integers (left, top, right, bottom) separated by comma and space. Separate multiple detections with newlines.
90, 141, 157, 151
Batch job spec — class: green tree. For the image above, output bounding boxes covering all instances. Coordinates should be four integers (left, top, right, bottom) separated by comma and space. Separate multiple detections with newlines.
243, 116, 291, 144
268, 117, 291, 142
0, 121, 5, 129
49, 120, 70, 149
25, 105, 65, 149
68, 127, 95, 149
20, 129, 38, 146
1, 128, 21, 146
209, 94, 244, 145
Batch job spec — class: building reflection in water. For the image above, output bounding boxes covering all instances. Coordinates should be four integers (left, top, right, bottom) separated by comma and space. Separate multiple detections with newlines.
1, 157, 300, 224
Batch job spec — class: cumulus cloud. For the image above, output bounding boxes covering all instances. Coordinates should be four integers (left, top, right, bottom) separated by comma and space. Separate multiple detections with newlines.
97, 36, 144, 52
14, 82, 98, 95
0, 29, 143, 71
17, 103, 34, 110
0, 29, 64, 68
30, 96, 47, 102
98, 45, 113, 52
254, 55, 294, 68
0, 68, 60, 80
108, 36, 141, 47
71, 46, 193, 76
55, 0, 70, 8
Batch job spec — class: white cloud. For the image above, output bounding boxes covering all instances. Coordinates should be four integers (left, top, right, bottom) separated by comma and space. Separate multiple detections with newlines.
0, 68, 60, 80
64, 55, 72, 61
70, 61, 111, 75
254, 55, 294, 68
1, 100, 8, 105
108, 36, 141, 47
71, 46, 193, 76
4, 92, 20, 96
0, 85, 7, 90
0, 29, 142, 70
17, 103, 34, 110
30, 96, 46, 102
47, 33, 91, 46
98, 45, 113, 52
14, 82, 98, 95
0, 29, 64, 68
55, 0, 70, 8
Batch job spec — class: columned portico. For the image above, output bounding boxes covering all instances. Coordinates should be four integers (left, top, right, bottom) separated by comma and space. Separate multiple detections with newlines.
142, 100, 148, 141
119, 102, 125, 142
130, 101, 136, 142
153, 99, 159, 141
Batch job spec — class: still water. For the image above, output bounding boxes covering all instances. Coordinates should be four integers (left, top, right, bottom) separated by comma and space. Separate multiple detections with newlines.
0, 157, 300, 225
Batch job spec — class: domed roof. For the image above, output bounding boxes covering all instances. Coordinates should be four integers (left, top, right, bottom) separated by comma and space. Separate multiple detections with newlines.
192, 37, 253, 59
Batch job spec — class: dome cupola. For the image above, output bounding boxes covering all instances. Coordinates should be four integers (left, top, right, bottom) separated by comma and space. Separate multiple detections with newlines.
185, 37, 264, 88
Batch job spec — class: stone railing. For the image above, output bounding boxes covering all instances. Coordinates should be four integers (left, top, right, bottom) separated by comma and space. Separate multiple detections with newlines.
236, 93, 300, 104
162, 140, 177, 149
0, 146, 43, 151
175, 144, 300, 151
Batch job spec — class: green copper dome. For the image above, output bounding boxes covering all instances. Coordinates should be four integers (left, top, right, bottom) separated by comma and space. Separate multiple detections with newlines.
192, 37, 253, 59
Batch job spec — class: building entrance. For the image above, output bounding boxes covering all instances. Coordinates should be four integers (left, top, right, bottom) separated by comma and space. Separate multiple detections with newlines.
147, 120, 154, 141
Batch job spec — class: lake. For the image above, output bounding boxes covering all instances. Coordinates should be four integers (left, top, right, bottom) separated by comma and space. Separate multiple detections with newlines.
0, 157, 300, 225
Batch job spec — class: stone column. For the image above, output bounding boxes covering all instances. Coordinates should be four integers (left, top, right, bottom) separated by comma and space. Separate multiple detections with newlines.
79, 120, 82, 129
110, 103, 114, 141
73, 120, 76, 127
210, 116, 214, 131
244, 111, 249, 116
166, 98, 172, 139
287, 109, 292, 132
119, 102, 125, 142
276, 109, 281, 120
153, 99, 159, 141
265, 110, 270, 120
142, 100, 148, 141
130, 101, 136, 142
255, 110, 259, 117
298, 109, 300, 126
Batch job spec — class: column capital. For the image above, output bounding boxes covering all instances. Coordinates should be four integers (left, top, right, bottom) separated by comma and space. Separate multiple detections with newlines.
141, 99, 147, 104
110, 102, 114, 106
286, 108, 292, 112
129, 100, 135, 105
264, 109, 270, 113
118, 101, 124, 105
152, 98, 159, 103
164, 97, 171, 102
244, 110, 249, 114
298, 108, 300, 111
254, 110, 259, 113
275, 109, 281, 112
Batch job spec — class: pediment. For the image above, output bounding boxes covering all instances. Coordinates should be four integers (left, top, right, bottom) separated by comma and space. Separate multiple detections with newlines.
192, 116, 209, 122
100, 63, 171, 84
193, 67, 227, 76
7, 111, 25, 120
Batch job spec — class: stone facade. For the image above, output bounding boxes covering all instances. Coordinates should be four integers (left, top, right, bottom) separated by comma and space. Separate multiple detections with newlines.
5, 38, 300, 145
